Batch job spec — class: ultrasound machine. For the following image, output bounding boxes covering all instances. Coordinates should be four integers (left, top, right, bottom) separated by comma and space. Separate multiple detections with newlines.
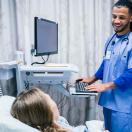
16, 17, 98, 97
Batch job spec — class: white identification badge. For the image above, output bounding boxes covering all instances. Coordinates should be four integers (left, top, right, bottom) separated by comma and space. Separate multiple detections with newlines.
105, 50, 111, 60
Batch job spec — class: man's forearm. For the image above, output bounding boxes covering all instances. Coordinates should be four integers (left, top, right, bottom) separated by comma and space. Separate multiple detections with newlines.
104, 82, 116, 90
114, 68, 132, 89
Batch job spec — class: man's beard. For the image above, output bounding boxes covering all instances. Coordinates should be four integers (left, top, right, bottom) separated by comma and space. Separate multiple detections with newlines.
112, 22, 130, 34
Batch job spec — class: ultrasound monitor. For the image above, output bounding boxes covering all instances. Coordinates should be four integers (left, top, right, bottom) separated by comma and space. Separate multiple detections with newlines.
34, 17, 58, 56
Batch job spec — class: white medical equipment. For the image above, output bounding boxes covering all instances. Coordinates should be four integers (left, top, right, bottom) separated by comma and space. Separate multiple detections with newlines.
0, 61, 17, 96
16, 64, 79, 95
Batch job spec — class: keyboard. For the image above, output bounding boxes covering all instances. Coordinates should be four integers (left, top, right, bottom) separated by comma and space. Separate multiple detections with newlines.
75, 81, 97, 94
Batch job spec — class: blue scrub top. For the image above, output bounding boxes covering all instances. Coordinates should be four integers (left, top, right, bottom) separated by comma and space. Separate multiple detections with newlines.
97, 32, 132, 113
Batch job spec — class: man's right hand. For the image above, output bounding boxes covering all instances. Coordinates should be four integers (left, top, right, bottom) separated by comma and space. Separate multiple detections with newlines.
76, 76, 97, 85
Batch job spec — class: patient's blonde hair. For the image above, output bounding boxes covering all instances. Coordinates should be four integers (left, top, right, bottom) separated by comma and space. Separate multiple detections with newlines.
11, 88, 68, 132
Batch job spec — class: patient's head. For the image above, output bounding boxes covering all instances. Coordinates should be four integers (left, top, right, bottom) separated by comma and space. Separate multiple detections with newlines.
11, 87, 67, 132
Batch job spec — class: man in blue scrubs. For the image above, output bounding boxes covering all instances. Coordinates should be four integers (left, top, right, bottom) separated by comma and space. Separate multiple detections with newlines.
80, 1, 132, 132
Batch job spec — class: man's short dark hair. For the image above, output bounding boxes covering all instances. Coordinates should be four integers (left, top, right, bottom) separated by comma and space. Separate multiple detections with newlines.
114, 0, 132, 14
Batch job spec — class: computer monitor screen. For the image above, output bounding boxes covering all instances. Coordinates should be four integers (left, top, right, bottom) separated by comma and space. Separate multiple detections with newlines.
34, 17, 58, 56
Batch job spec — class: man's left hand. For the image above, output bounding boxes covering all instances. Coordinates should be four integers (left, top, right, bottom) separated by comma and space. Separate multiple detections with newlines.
85, 82, 116, 92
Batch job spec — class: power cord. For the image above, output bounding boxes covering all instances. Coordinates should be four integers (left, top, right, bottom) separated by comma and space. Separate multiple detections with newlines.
31, 54, 50, 65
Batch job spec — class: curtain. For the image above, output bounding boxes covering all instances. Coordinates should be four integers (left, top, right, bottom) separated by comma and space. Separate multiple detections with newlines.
0, 0, 117, 125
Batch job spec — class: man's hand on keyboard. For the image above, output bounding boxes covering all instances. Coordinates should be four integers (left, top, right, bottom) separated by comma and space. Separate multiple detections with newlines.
85, 82, 116, 92
76, 76, 97, 85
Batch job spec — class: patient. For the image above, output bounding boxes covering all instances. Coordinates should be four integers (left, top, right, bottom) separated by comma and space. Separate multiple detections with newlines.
10, 87, 108, 132
11, 87, 73, 132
